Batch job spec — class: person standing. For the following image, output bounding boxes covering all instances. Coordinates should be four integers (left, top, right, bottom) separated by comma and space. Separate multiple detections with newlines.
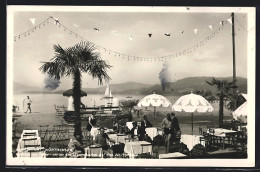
139, 115, 153, 140
24, 96, 32, 113
68, 96, 74, 112
161, 113, 172, 153
86, 111, 97, 137
170, 112, 180, 141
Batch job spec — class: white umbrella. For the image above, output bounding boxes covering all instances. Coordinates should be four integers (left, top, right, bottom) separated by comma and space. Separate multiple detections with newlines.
232, 94, 247, 123
137, 92, 172, 126
172, 93, 213, 135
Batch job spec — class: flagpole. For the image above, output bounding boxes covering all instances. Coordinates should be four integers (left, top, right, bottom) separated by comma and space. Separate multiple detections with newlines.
231, 12, 237, 109
191, 113, 194, 135
154, 106, 156, 126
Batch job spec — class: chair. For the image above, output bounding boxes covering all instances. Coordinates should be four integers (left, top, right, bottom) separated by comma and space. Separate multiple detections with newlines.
23, 137, 40, 148
201, 132, 212, 151
39, 125, 49, 145
152, 135, 164, 158
190, 144, 208, 158
112, 143, 125, 158
236, 130, 247, 151
135, 143, 152, 159
178, 143, 190, 156
54, 104, 63, 114
87, 146, 102, 158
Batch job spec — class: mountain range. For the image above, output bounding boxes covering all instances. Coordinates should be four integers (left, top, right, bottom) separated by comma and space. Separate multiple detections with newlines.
13, 76, 247, 95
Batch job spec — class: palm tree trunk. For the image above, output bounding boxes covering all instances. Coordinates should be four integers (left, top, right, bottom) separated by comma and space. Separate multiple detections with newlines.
73, 69, 82, 143
219, 94, 224, 128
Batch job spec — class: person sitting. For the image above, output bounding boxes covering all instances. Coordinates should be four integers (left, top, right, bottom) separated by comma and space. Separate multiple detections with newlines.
141, 115, 153, 128
112, 118, 119, 133
68, 133, 88, 157
125, 121, 140, 141
143, 132, 152, 143
94, 127, 115, 157
139, 115, 153, 140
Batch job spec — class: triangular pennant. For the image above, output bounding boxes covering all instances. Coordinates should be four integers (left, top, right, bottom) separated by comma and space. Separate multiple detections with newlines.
53, 18, 60, 25
227, 17, 232, 25
208, 25, 213, 30
94, 28, 99, 32
29, 18, 35, 25
148, 33, 152, 38
194, 28, 198, 34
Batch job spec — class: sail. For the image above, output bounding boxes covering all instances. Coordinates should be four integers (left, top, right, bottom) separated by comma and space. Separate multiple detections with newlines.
104, 85, 110, 97
109, 90, 113, 98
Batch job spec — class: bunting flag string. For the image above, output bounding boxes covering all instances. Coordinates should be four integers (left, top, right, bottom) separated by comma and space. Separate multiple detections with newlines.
14, 15, 233, 62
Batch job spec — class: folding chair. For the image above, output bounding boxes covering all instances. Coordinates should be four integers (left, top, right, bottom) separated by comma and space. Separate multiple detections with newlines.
39, 125, 49, 142
54, 104, 63, 114
52, 125, 62, 141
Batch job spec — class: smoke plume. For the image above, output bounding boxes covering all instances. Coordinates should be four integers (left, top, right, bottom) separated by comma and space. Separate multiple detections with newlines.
44, 76, 61, 91
159, 62, 173, 91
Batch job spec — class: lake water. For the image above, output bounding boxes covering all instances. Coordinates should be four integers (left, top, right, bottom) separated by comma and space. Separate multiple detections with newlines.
13, 93, 182, 114
13, 93, 233, 135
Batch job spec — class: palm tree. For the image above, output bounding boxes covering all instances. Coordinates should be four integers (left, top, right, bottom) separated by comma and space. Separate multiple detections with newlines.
206, 78, 237, 127
119, 99, 139, 121
39, 41, 112, 142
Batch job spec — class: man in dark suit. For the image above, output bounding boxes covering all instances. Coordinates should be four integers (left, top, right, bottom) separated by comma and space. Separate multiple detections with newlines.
139, 115, 153, 141
170, 112, 181, 141
141, 115, 153, 128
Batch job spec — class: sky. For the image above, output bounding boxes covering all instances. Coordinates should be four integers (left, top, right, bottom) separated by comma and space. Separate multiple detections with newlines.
10, 7, 249, 91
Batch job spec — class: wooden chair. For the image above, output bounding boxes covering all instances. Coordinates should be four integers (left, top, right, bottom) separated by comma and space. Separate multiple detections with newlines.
23, 137, 40, 148
236, 130, 247, 151
87, 146, 102, 158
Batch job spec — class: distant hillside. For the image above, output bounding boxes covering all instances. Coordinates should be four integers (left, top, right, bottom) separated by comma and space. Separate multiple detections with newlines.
14, 76, 247, 95
82, 82, 153, 94
13, 82, 41, 94
140, 76, 247, 95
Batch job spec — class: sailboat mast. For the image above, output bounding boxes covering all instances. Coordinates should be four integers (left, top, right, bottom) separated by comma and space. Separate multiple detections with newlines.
231, 12, 237, 109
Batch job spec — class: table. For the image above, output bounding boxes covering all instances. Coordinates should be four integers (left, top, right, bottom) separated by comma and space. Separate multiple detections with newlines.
159, 152, 187, 159
108, 134, 128, 144
16, 137, 42, 151
145, 127, 163, 140
180, 134, 205, 151
207, 128, 238, 149
84, 146, 103, 158
90, 127, 100, 140
124, 141, 153, 158
209, 128, 237, 137
21, 130, 39, 138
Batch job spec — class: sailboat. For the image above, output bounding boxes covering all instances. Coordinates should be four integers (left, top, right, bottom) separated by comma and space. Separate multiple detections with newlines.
103, 84, 113, 106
